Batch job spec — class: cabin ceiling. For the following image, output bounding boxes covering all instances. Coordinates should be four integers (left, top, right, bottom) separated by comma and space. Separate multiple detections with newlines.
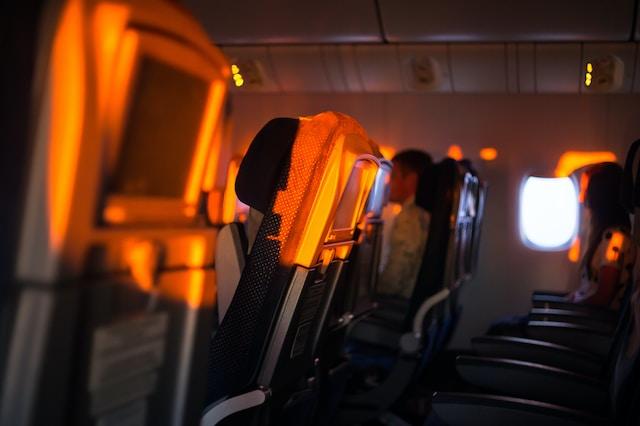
184, 0, 640, 45
183, 1, 640, 94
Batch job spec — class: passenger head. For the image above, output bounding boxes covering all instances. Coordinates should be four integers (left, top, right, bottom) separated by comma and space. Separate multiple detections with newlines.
584, 162, 630, 233
389, 150, 432, 203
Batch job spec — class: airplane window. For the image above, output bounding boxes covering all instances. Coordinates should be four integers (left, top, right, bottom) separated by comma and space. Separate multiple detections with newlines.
519, 176, 578, 250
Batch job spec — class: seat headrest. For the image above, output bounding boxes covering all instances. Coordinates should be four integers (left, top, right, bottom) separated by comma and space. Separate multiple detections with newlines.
235, 118, 299, 214
415, 162, 437, 212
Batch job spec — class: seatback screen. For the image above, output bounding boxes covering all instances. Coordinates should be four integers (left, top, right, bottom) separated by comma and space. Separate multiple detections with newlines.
109, 57, 209, 198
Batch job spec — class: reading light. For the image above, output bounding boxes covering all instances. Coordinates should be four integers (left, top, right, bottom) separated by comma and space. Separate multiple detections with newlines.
231, 63, 244, 87
585, 62, 593, 87
479, 147, 498, 161
447, 144, 463, 161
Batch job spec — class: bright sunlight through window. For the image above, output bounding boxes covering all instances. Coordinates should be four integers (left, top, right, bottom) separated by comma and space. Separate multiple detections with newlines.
520, 176, 578, 250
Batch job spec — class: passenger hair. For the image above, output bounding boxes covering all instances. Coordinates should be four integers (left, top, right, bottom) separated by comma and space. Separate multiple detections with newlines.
392, 150, 433, 177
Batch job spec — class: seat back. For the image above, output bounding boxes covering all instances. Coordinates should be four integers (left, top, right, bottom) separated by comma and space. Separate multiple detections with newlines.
329, 160, 392, 326
203, 112, 381, 424
453, 169, 481, 285
470, 181, 488, 277
608, 140, 640, 421
405, 159, 465, 326
0, 2, 229, 425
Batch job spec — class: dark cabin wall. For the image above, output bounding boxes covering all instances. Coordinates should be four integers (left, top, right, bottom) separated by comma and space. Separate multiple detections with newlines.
227, 93, 640, 347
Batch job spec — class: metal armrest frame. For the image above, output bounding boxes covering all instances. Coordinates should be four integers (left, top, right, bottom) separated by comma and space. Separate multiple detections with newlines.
431, 392, 608, 426
471, 335, 603, 377
526, 321, 613, 357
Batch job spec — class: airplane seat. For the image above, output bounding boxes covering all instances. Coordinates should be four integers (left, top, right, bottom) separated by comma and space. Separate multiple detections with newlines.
335, 158, 471, 425
1, 1, 230, 425
427, 140, 640, 426
312, 159, 391, 426
434, 162, 483, 351
201, 112, 381, 425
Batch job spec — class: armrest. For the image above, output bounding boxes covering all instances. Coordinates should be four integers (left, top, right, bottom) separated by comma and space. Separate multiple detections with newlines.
531, 300, 617, 321
526, 321, 613, 358
471, 336, 603, 377
529, 308, 617, 331
346, 317, 403, 350
431, 392, 608, 426
369, 305, 406, 325
455, 356, 607, 413
200, 389, 268, 426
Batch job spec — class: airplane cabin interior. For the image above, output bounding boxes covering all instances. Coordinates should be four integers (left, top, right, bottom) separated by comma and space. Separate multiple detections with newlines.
4, 0, 640, 425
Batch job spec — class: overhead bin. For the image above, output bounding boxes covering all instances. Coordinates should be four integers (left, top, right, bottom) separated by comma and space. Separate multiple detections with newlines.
183, 0, 382, 44
397, 45, 453, 92
534, 44, 582, 93
378, 0, 636, 43
222, 43, 638, 94
356, 45, 404, 92
449, 44, 507, 93
221, 46, 281, 92
268, 46, 333, 92
581, 44, 637, 93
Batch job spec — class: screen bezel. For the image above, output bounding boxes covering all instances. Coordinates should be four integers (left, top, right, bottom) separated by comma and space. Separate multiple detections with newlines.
326, 157, 379, 243
101, 29, 225, 226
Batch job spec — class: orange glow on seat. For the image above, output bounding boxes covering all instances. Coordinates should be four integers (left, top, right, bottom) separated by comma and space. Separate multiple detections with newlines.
185, 81, 225, 206
379, 145, 396, 160
568, 238, 581, 262
479, 147, 498, 161
222, 157, 241, 224
48, 0, 86, 250
605, 232, 625, 262
93, 3, 129, 121
125, 240, 158, 292
447, 145, 463, 161
202, 120, 224, 192
294, 143, 343, 267
103, 205, 127, 223
554, 151, 617, 177
186, 270, 206, 308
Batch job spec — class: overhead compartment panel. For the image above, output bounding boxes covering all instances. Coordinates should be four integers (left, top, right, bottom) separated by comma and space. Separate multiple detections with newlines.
535, 44, 581, 93
379, 0, 635, 43
222, 46, 281, 92
517, 44, 536, 93
397, 45, 452, 93
268, 46, 332, 92
184, 0, 382, 45
355, 45, 404, 92
449, 44, 507, 93
580, 43, 637, 94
